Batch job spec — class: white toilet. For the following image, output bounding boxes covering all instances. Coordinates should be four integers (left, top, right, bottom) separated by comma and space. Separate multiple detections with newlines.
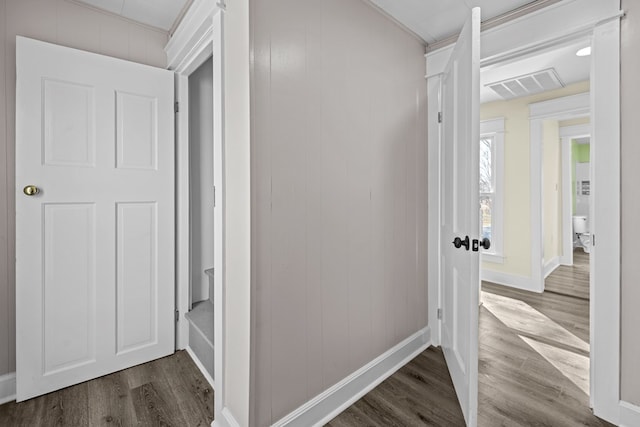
572, 215, 591, 253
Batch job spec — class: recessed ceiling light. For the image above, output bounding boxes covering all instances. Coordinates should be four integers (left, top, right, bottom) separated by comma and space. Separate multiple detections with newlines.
576, 46, 591, 57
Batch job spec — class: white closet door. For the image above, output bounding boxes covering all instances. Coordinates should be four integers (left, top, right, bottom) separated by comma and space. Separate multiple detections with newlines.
15, 36, 175, 401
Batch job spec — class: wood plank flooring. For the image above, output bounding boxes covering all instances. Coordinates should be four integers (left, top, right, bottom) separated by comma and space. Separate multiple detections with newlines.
326, 347, 466, 427
328, 262, 612, 426
0, 350, 213, 426
478, 282, 608, 427
0, 251, 599, 426
545, 249, 590, 299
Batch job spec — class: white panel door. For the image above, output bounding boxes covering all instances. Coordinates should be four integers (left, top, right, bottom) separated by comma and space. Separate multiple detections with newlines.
440, 8, 481, 427
15, 36, 175, 401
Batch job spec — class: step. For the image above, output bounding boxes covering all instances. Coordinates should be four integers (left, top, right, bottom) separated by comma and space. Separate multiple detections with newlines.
185, 300, 214, 380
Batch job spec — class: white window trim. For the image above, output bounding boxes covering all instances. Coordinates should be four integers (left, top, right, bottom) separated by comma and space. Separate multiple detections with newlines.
480, 117, 504, 263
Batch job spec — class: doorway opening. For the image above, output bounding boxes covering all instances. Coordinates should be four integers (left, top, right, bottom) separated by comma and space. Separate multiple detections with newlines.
477, 38, 599, 423
184, 56, 215, 383
426, 1, 621, 424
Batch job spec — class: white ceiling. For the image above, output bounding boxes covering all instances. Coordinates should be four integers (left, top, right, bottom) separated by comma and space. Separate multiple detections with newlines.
74, 0, 590, 103
369, 0, 536, 44
480, 38, 591, 103
76, 0, 190, 31
368, 0, 591, 104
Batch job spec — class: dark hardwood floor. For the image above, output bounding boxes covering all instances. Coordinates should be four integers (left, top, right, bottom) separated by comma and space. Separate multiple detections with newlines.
326, 347, 466, 427
0, 350, 213, 427
0, 252, 601, 427
478, 282, 608, 427
328, 251, 612, 427
545, 249, 590, 300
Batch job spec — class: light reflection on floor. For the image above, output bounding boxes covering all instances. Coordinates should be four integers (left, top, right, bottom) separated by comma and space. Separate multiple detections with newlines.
482, 290, 590, 396
519, 335, 590, 395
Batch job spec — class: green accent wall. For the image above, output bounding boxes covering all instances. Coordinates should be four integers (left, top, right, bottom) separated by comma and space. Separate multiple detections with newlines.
572, 141, 590, 213
575, 143, 590, 162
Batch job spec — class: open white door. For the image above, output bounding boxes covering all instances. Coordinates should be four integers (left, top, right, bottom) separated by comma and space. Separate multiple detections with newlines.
15, 37, 175, 401
440, 8, 481, 427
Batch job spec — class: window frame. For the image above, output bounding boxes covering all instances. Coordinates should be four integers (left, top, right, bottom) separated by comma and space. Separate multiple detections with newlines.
479, 117, 505, 263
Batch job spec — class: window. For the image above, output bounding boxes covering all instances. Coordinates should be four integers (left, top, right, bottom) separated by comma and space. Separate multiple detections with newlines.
480, 118, 504, 262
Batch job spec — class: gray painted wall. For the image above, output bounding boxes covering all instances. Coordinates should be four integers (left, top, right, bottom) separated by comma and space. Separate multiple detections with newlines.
249, 0, 428, 424
621, 0, 640, 407
0, 0, 168, 376
1, 0, 636, 414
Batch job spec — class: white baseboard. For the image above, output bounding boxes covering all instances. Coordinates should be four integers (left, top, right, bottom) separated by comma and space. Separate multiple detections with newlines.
481, 269, 540, 293
271, 326, 431, 427
213, 407, 241, 427
185, 346, 215, 390
560, 252, 573, 266
0, 372, 16, 405
543, 256, 561, 279
620, 400, 640, 427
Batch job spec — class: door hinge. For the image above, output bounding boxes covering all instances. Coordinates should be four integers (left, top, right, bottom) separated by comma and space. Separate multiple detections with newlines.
213, 186, 216, 207
438, 112, 442, 123
175, 309, 180, 322
592, 234, 595, 246
437, 308, 442, 320
174, 102, 179, 113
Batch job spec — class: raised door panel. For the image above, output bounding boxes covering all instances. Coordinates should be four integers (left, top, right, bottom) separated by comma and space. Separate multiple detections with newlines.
116, 202, 158, 354
116, 92, 158, 170
43, 203, 96, 374
43, 79, 95, 167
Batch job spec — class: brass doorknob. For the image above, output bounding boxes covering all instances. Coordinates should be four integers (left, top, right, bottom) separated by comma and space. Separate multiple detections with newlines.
23, 185, 40, 196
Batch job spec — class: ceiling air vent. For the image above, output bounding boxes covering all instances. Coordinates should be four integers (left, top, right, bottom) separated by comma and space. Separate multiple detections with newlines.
486, 68, 565, 100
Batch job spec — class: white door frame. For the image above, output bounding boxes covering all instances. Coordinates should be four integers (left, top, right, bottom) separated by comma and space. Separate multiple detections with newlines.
559, 123, 591, 267
165, 1, 226, 424
426, 1, 622, 424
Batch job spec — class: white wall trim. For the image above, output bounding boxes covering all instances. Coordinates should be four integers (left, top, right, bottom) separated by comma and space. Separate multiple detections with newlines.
529, 116, 545, 293
561, 134, 574, 267
481, 270, 537, 293
427, 75, 443, 347
481, 253, 504, 264
529, 93, 590, 120
166, 4, 227, 427
222, 408, 241, 427
0, 373, 16, 405
271, 327, 431, 427
543, 256, 560, 279
480, 117, 505, 258
166, 0, 222, 72
480, 117, 504, 134
590, 17, 621, 424
560, 124, 591, 138
620, 401, 640, 427
185, 346, 215, 389
213, 407, 241, 427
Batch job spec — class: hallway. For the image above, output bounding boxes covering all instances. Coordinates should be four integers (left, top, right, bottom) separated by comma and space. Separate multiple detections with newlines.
329, 250, 611, 426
